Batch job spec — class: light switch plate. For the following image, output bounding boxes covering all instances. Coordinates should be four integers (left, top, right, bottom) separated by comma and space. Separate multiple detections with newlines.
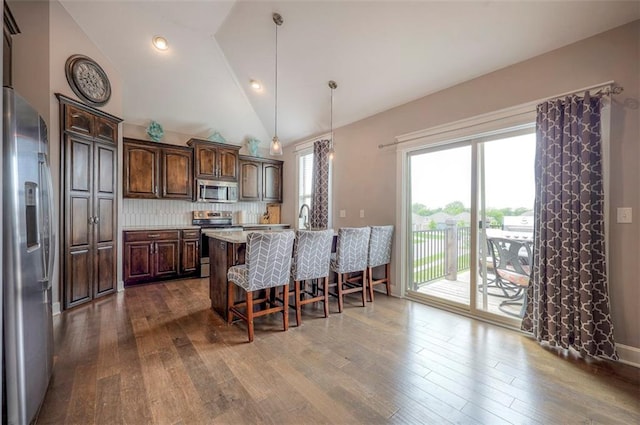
339, 209, 346, 218
617, 207, 632, 223
360, 209, 365, 218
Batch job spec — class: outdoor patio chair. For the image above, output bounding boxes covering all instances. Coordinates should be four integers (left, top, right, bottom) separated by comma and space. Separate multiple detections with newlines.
486, 237, 533, 317
478, 238, 525, 299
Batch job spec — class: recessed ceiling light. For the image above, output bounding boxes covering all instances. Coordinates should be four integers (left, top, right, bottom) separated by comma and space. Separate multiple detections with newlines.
250, 80, 262, 91
152, 36, 169, 51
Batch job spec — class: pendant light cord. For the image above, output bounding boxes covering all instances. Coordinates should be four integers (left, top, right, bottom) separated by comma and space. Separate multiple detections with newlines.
274, 19, 278, 138
328, 80, 337, 151
330, 84, 333, 147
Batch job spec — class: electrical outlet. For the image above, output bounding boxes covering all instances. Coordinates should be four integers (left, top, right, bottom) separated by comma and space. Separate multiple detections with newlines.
339, 209, 346, 218
360, 209, 365, 218
617, 207, 632, 223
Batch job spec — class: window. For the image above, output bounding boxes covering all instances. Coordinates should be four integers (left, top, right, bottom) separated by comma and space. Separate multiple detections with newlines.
298, 149, 313, 229
295, 142, 333, 230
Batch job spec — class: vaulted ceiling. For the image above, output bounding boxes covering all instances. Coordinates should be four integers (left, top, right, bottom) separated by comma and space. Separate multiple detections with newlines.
60, 1, 639, 146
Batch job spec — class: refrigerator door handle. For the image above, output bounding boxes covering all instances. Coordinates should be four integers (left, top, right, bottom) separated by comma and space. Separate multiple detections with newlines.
39, 152, 56, 291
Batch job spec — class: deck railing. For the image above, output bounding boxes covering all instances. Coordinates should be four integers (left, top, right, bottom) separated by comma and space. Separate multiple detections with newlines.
413, 223, 471, 286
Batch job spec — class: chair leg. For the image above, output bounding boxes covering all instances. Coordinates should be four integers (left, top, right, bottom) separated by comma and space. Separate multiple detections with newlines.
322, 277, 329, 318
360, 269, 366, 307
367, 267, 374, 302
246, 290, 254, 342
337, 273, 344, 313
385, 263, 391, 296
227, 280, 234, 324
294, 280, 302, 327
282, 283, 289, 331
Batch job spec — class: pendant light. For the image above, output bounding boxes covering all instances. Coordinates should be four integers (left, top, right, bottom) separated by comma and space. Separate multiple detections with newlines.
328, 80, 337, 160
270, 13, 284, 156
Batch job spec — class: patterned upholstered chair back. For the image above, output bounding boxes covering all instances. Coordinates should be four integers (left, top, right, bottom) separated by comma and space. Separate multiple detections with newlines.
368, 225, 394, 268
245, 231, 295, 291
333, 227, 371, 274
292, 229, 334, 281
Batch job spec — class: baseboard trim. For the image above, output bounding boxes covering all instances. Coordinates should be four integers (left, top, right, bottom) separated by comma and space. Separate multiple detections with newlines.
616, 343, 640, 368
117, 280, 125, 292
52, 301, 61, 316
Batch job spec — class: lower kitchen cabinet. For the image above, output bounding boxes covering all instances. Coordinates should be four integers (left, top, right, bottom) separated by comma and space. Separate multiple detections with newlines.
123, 229, 200, 285
181, 229, 200, 276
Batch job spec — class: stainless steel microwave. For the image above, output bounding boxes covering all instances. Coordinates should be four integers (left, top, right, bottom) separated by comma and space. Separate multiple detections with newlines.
196, 179, 238, 203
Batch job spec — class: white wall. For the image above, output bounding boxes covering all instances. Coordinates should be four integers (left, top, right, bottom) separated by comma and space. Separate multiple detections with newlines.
282, 21, 640, 352
48, 0, 124, 304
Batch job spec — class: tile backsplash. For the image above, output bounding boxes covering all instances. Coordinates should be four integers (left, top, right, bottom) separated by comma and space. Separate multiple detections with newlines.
122, 199, 269, 227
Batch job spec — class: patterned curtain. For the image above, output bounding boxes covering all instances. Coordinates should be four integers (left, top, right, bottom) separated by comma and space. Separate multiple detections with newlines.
310, 139, 330, 229
522, 92, 617, 360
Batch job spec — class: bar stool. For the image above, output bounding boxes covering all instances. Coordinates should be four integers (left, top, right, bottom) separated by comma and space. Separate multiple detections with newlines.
367, 225, 394, 302
227, 231, 295, 342
330, 227, 371, 313
290, 229, 334, 326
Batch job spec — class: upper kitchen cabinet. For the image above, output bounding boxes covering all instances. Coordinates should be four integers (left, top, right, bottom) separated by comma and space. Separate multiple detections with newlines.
187, 138, 240, 182
123, 138, 193, 200
239, 156, 283, 203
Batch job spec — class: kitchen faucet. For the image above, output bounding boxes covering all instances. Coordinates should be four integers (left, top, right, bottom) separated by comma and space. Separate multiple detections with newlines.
298, 204, 310, 229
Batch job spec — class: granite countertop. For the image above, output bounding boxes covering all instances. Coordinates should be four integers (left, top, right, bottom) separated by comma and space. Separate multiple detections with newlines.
123, 225, 201, 231
202, 229, 294, 244
241, 223, 290, 228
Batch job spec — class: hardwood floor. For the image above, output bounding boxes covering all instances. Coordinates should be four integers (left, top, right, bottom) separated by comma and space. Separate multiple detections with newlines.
38, 278, 639, 424
415, 271, 525, 318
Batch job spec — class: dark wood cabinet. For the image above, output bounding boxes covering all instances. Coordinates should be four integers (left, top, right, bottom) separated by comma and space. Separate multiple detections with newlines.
208, 236, 246, 317
239, 156, 283, 203
162, 147, 193, 199
123, 138, 193, 200
239, 159, 261, 201
262, 161, 283, 202
58, 94, 122, 309
123, 229, 200, 285
3, 2, 19, 88
181, 229, 200, 276
123, 142, 159, 198
188, 138, 240, 182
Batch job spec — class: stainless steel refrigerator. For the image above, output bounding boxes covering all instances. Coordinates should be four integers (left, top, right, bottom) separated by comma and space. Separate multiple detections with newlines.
2, 87, 56, 424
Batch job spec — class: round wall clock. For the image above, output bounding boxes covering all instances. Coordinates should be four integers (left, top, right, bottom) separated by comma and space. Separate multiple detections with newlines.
65, 55, 112, 107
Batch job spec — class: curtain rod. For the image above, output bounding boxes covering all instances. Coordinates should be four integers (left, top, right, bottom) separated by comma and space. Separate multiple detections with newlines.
378, 82, 624, 150
545, 82, 623, 102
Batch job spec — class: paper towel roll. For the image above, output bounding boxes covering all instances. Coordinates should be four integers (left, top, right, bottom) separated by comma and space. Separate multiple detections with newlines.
238, 210, 247, 224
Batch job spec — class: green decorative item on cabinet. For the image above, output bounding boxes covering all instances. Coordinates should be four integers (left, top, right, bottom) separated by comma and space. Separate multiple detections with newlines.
207, 131, 227, 144
246, 137, 261, 157
146, 120, 164, 142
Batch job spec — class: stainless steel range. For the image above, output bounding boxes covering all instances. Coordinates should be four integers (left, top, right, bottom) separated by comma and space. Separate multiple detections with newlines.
193, 211, 241, 277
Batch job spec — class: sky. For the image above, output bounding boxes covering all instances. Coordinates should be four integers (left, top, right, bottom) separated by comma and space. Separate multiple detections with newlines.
410, 133, 536, 210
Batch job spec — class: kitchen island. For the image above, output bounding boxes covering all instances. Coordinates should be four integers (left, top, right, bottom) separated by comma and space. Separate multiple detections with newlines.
205, 230, 247, 318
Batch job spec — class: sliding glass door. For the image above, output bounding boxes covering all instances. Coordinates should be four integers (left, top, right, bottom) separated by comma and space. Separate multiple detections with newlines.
476, 133, 535, 318
408, 143, 472, 308
407, 128, 535, 322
